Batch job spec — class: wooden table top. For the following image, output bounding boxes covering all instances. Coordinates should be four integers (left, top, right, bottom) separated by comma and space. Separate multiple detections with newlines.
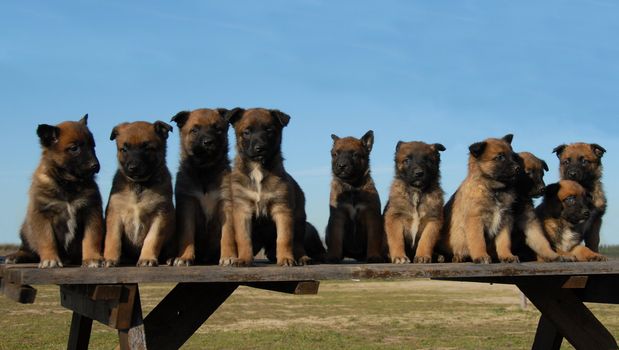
1, 260, 618, 285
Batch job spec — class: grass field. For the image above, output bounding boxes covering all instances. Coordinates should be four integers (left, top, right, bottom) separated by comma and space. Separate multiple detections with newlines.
1, 279, 618, 349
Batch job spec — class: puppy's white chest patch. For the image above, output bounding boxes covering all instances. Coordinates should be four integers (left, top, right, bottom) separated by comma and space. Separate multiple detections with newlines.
249, 165, 269, 217
560, 228, 581, 252
124, 194, 145, 244
408, 192, 421, 247
488, 205, 505, 238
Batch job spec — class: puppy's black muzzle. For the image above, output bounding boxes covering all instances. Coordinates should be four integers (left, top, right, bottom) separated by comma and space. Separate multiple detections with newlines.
122, 150, 155, 181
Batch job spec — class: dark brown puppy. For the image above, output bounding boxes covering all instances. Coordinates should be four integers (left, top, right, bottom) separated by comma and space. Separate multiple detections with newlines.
384, 141, 445, 264
553, 143, 606, 252
219, 108, 310, 266
104, 121, 175, 267
304, 222, 327, 263
511, 152, 569, 262
6, 115, 103, 268
325, 131, 383, 263
441, 134, 520, 264
536, 180, 606, 261
170, 108, 231, 266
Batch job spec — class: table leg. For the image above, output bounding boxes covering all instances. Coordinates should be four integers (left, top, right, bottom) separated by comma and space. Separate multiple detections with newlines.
67, 312, 93, 350
531, 315, 562, 350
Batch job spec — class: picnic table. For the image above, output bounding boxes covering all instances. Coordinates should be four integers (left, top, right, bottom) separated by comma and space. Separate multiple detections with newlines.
1, 261, 618, 350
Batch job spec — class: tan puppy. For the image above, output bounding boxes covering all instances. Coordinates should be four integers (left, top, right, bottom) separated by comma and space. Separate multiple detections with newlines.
6, 115, 103, 268
442, 134, 520, 263
536, 180, 606, 261
553, 143, 606, 252
104, 121, 175, 267
219, 108, 310, 267
325, 131, 383, 263
170, 108, 231, 265
384, 141, 445, 264
511, 152, 570, 262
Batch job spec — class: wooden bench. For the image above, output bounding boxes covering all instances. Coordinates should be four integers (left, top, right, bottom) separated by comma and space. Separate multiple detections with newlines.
1, 261, 618, 350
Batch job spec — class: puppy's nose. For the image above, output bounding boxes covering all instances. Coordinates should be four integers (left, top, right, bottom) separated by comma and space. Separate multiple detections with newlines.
202, 138, 215, 147
514, 164, 522, 173
90, 162, 100, 173
127, 163, 138, 172
538, 186, 545, 194
568, 171, 577, 179
337, 162, 347, 169
583, 210, 590, 219
413, 169, 424, 178
254, 145, 265, 153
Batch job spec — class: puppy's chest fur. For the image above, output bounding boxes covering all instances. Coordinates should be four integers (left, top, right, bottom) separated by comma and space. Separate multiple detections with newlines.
545, 218, 582, 252
178, 174, 225, 223
461, 182, 515, 238
112, 187, 167, 245
236, 164, 283, 218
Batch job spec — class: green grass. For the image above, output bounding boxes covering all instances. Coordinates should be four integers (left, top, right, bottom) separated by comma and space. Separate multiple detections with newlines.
600, 244, 619, 258
1, 280, 617, 349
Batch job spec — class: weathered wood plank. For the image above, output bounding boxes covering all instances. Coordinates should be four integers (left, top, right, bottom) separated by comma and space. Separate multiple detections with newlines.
0, 278, 37, 304
2, 261, 618, 285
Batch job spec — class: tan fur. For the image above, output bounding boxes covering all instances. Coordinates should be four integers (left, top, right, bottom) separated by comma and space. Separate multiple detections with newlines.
536, 180, 606, 262
384, 142, 444, 264
326, 134, 383, 262
220, 108, 309, 267
6, 117, 103, 268
172, 109, 231, 265
104, 121, 175, 267
441, 136, 519, 263
555, 142, 606, 252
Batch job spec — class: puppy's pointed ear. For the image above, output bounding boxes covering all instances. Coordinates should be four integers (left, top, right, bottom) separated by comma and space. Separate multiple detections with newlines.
541, 160, 549, 172
270, 109, 290, 127
469, 141, 487, 158
216, 108, 229, 118
502, 134, 514, 144
545, 183, 560, 198
170, 111, 190, 129
591, 143, 606, 159
331, 134, 340, 142
79, 114, 88, 125
433, 143, 446, 152
395, 141, 404, 152
37, 124, 60, 147
552, 144, 566, 158
361, 130, 374, 152
224, 108, 245, 126
154, 121, 173, 140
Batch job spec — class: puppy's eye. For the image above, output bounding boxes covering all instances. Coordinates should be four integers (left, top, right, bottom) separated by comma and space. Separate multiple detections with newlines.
562, 159, 570, 165
564, 196, 576, 205
581, 159, 590, 166
495, 154, 505, 161
266, 127, 274, 134
242, 129, 251, 138
120, 146, 128, 154
404, 157, 411, 165
352, 152, 360, 159
190, 127, 199, 134
215, 127, 223, 135
67, 145, 80, 154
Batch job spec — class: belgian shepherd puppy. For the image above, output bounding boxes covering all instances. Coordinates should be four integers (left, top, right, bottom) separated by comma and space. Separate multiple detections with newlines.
384, 141, 445, 263
104, 121, 175, 267
6, 115, 103, 268
170, 108, 230, 266
511, 152, 569, 262
441, 134, 520, 263
219, 108, 310, 266
325, 131, 383, 263
553, 143, 606, 252
536, 180, 606, 261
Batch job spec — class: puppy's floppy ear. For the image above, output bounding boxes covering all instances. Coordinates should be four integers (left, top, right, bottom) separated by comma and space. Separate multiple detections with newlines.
590, 143, 606, 158
544, 182, 560, 198
395, 140, 404, 152
216, 108, 229, 118
170, 111, 190, 128
270, 109, 290, 127
502, 134, 514, 144
224, 108, 245, 126
552, 144, 566, 158
433, 143, 446, 152
110, 126, 118, 141
79, 114, 88, 125
331, 134, 340, 142
361, 130, 374, 152
541, 160, 549, 172
154, 121, 173, 140
37, 124, 60, 147
469, 141, 487, 158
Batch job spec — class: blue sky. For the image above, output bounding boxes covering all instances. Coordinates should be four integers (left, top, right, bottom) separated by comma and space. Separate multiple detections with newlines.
1, 0, 618, 244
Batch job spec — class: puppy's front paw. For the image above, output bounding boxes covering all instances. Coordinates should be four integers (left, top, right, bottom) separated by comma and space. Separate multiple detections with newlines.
137, 259, 158, 267
391, 256, 410, 264
473, 255, 492, 264
173, 257, 193, 267
587, 253, 607, 262
277, 256, 295, 267
39, 259, 63, 268
452, 254, 468, 263
4, 254, 19, 264
499, 255, 519, 263
297, 255, 313, 266
104, 259, 119, 268
82, 259, 102, 268
413, 255, 431, 264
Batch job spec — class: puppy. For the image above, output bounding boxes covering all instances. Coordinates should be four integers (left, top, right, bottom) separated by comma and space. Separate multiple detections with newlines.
511, 152, 569, 262
442, 134, 520, 263
104, 121, 175, 267
536, 180, 606, 261
6, 115, 103, 268
219, 108, 310, 266
304, 222, 327, 263
553, 143, 606, 252
325, 131, 383, 263
170, 108, 230, 266
384, 141, 445, 264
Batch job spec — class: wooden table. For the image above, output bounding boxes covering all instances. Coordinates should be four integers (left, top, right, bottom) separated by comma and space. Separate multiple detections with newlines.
1, 261, 618, 350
